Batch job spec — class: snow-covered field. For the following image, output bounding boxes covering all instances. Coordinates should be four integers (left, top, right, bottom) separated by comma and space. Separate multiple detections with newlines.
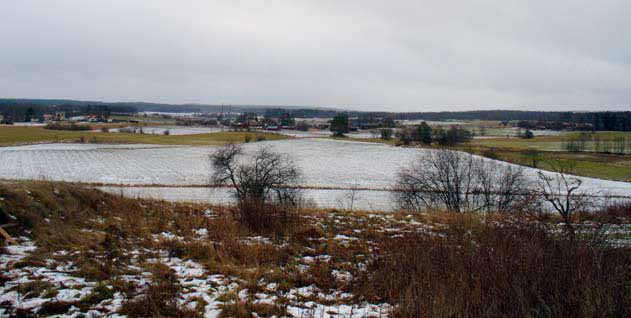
0, 139, 629, 210
98, 187, 395, 211
108, 126, 224, 135
274, 129, 333, 138
274, 129, 379, 139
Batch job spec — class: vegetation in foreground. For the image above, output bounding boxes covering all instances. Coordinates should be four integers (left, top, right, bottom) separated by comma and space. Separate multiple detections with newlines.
0, 125, 287, 146
1, 181, 631, 317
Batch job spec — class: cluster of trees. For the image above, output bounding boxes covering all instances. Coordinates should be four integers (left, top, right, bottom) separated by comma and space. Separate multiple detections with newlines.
330, 114, 349, 137
395, 150, 589, 224
397, 123, 472, 146
0, 99, 136, 123
515, 112, 631, 131
396, 151, 529, 213
563, 133, 627, 154
211, 144, 591, 231
286, 110, 631, 132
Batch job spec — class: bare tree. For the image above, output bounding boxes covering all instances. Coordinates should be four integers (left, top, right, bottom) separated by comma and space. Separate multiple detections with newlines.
537, 162, 585, 225
395, 150, 527, 213
396, 150, 474, 213
210, 144, 301, 207
477, 163, 527, 213
211, 144, 303, 232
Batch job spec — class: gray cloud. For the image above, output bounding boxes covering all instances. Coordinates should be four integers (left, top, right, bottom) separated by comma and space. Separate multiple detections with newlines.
1, 0, 630, 111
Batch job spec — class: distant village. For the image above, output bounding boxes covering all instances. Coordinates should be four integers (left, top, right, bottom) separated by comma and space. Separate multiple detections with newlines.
0, 105, 398, 133
1, 99, 630, 133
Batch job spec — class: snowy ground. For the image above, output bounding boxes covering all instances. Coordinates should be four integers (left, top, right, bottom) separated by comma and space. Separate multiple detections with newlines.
108, 126, 224, 136
98, 187, 396, 211
0, 209, 395, 317
273, 129, 380, 139
0, 139, 629, 210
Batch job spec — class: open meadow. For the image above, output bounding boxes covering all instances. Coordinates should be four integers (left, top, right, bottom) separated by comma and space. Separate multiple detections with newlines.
0, 125, 286, 147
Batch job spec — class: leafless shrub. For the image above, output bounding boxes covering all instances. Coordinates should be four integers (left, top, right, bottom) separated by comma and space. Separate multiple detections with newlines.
210, 144, 301, 231
583, 200, 631, 224
536, 161, 588, 225
478, 163, 528, 213
395, 150, 528, 213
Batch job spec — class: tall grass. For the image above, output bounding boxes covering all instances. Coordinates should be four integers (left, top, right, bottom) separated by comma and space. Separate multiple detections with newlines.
233, 199, 298, 235
359, 219, 631, 317
3, 181, 631, 317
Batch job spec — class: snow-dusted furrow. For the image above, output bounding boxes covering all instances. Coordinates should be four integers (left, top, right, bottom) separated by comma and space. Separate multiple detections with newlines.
1, 139, 630, 197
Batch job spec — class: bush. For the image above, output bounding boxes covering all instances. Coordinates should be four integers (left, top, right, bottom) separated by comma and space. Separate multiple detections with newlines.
330, 113, 349, 137
380, 128, 393, 140
210, 144, 301, 232
234, 199, 298, 234
582, 201, 631, 223
521, 129, 535, 139
433, 125, 472, 146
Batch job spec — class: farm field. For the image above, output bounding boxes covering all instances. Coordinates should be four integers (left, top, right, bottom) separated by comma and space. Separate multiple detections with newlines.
330, 135, 631, 183
462, 131, 631, 181
0, 125, 286, 146
110, 114, 179, 125
0, 139, 629, 210
275, 129, 379, 139
469, 131, 631, 152
98, 186, 395, 211
108, 126, 225, 136
466, 148, 631, 182
347, 129, 631, 182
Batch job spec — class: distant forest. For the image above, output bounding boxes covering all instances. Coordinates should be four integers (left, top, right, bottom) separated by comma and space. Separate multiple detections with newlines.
0, 99, 137, 122
1, 98, 630, 131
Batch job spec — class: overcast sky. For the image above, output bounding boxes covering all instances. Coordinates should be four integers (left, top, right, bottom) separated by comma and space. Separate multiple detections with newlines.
1, 1, 630, 112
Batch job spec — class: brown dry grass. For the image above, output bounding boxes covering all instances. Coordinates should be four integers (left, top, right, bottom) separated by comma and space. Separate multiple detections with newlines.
2, 181, 631, 317
359, 218, 631, 318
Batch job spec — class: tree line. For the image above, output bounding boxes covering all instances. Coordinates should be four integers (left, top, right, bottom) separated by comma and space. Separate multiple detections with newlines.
0, 100, 136, 122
